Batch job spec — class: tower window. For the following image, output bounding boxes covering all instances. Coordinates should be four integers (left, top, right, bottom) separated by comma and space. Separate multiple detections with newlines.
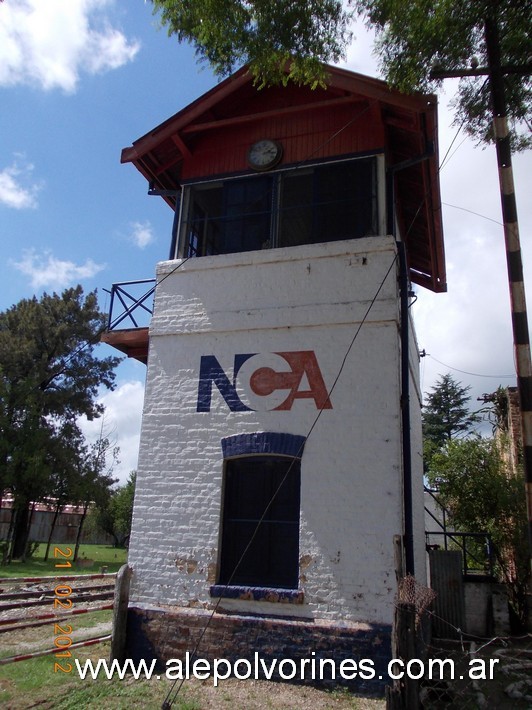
218, 455, 301, 589
178, 156, 378, 258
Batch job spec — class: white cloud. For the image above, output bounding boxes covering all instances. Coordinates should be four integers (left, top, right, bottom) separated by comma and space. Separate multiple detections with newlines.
11, 248, 106, 290
0, 0, 140, 93
0, 159, 42, 209
78, 380, 145, 485
129, 221, 155, 249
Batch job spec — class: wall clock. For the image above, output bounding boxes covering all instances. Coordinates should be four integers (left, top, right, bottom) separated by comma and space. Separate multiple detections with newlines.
247, 139, 283, 171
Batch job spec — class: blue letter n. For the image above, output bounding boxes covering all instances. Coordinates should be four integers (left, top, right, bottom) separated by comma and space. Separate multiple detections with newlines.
197, 355, 252, 412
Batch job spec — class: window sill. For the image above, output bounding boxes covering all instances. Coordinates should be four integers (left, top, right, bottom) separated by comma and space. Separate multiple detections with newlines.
210, 585, 304, 604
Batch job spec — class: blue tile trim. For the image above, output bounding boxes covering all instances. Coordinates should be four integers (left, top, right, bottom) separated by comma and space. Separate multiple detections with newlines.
221, 432, 306, 459
210, 585, 304, 604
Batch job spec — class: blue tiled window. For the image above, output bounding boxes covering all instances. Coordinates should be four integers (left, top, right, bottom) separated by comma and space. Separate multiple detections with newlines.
217, 433, 305, 591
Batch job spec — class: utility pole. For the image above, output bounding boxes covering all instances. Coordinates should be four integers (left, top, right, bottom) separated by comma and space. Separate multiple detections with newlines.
432, 15, 532, 568
484, 16, 532, 567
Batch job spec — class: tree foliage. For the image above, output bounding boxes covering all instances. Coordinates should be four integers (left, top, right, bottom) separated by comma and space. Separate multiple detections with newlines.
429, 437, 529, 625
151, 0, 352, 86
357, 0, 531, 149
90, 472, 136, 548
0, 287, 121, 559
151, 0, 531, 148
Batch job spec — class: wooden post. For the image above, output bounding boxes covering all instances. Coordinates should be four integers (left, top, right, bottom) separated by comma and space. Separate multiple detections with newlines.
110, 563, 132, 664
386, 602, 419, 709
394, 534, 405, 585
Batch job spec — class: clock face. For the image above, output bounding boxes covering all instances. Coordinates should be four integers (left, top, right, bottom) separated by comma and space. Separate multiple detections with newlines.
247, 139, 283, 171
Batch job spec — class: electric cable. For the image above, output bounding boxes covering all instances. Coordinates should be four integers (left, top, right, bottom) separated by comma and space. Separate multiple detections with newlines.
426, 354, 515, 379
441, 202, 503, 226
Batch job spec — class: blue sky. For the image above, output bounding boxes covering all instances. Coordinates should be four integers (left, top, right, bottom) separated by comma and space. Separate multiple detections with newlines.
1, 1, 531, 483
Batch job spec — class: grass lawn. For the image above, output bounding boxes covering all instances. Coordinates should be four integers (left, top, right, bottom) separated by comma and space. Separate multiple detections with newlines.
0, 639, 384, 710
0, 544, 127, 579
0, 640, 201, 710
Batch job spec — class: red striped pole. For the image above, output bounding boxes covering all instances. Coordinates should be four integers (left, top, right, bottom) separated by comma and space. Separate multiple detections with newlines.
0, 634, 111, 665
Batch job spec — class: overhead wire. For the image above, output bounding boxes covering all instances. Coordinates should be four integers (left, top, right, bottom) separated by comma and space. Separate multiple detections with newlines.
441, 202, 503, 226
426, 353, 515, 380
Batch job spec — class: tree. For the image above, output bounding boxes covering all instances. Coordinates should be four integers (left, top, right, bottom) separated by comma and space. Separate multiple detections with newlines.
429, 437, 529, 626
150, 0, 531, 148
422, 373, 481, 457
357, 0, 531, 150
90, 472, 137, 548
70, 436, 119, 562
151, 0, 352, 86
0, 287, 121, 560
42, 422, 86, 562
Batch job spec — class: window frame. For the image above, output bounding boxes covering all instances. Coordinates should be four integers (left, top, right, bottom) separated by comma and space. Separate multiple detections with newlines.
217, 453, 302, 591
175, 153, 385, 259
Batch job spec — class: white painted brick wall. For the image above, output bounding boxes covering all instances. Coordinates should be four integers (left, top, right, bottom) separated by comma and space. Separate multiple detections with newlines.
128, 236, 425, 625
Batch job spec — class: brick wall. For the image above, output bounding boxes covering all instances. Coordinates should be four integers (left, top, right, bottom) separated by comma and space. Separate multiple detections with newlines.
127, 606, 391, 694
127, 235, 425, 634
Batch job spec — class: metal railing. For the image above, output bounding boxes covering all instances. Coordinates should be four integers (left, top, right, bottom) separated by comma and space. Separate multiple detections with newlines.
425, 486, 494, 578
105, 279, 156, 331
426, 530, 494, 578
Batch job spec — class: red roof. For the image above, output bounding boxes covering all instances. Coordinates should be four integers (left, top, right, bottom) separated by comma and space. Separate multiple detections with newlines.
122, 64, 446, 293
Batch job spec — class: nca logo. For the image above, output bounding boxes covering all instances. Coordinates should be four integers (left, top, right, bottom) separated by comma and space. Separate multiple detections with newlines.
197, 351, 333, 412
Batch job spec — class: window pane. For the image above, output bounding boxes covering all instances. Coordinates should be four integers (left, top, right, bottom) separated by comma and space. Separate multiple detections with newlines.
278, 170, 314, 248
181, 157, 378, 257
223, 177, 272, 253
314, 159, 376, 243
219, 456, 300, 589
278, 158, 377, 248
181, 183, 224, 256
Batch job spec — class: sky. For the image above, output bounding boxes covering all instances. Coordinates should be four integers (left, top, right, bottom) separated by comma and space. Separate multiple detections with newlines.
1, 1, 530, 484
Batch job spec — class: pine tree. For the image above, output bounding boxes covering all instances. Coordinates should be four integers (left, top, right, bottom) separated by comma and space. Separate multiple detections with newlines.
422, 373, 481, 450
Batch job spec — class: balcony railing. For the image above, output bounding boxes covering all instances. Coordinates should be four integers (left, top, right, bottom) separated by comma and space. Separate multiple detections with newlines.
425, 487, 494, 579
425, 530, 494, 579
105, 279, 156, 331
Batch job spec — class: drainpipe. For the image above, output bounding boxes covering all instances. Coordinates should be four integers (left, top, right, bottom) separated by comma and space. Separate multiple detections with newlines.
387, 170, 415, 577
387, 142, 436, 576
398, 242, 415, 577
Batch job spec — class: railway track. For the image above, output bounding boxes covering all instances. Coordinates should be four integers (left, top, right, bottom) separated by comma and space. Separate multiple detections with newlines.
0, 572, 117, 664
0, 587, 114, 613
0, 575, 115, 613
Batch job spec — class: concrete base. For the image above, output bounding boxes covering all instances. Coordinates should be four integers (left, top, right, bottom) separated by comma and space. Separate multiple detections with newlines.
126, 606, 391, 694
